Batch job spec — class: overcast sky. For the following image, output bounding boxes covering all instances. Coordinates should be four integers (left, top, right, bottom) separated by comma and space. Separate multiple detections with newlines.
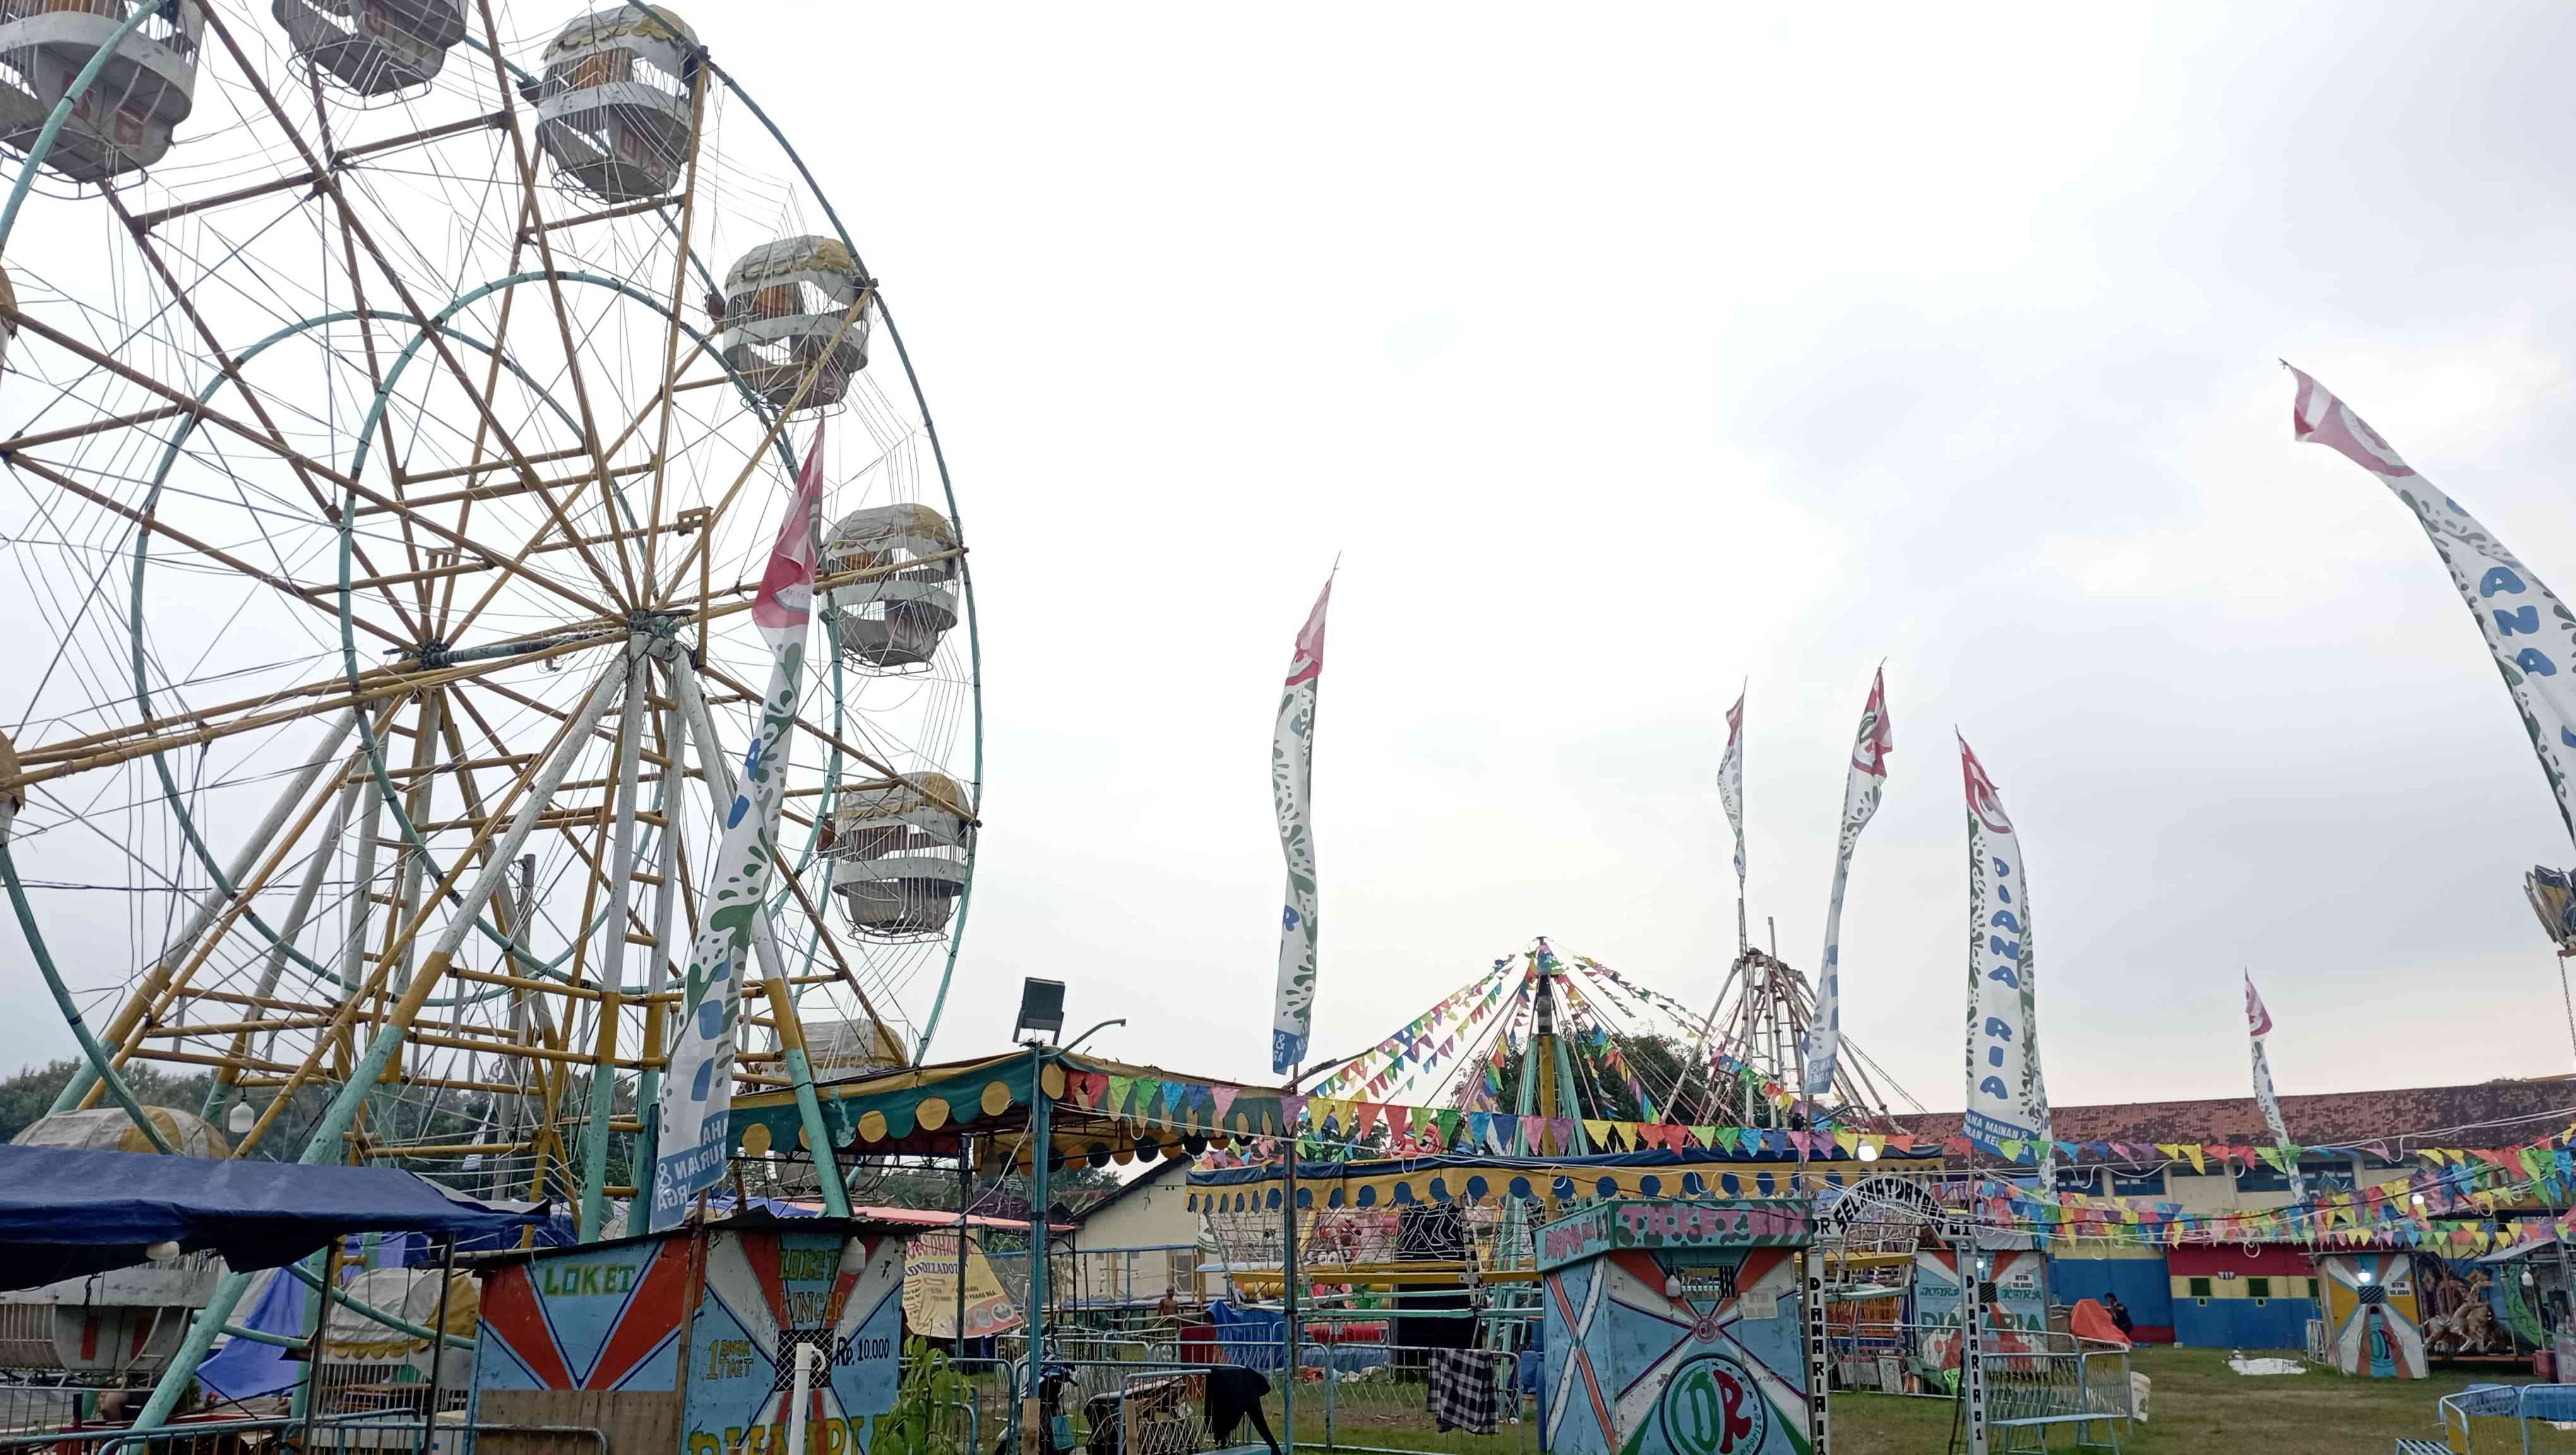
17, 3, 2576, 1122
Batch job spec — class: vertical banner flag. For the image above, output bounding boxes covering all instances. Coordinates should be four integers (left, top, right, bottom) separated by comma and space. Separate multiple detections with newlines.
1271, 577, 1333, 1074
2290, 366, 2576, 846
2244, 970, 2299, 1195
2244, 972, 2294, 1147
1960, 735, 2049, 1149
649, 423, 827, 1231
1719, 686, 1748, 952
1801, 668, 1892, 1097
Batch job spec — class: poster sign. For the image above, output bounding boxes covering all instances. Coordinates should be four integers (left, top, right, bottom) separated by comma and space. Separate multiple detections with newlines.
900, 1230, 1022, 1341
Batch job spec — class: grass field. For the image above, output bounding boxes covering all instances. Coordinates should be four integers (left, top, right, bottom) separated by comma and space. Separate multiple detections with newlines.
965, 1345, 2537, 1454
1831, 1345, 2510, 1454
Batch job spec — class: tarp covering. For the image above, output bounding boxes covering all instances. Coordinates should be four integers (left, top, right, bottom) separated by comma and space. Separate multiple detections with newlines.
0, 1146, 549, 1291
197, 1265, 307, 1402
2069, 1298, 2130, 1348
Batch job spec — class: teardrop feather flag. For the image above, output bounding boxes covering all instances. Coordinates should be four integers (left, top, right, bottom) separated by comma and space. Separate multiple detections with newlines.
1719, 686, 1748, 951
2244, 969, 2299, 1194
1270, 576, 1333, 1073
650, 423, 826, 1231
1801, 667, 1891, 1096
2290, 365, 2576, 846
1960, 733, 2049, 1150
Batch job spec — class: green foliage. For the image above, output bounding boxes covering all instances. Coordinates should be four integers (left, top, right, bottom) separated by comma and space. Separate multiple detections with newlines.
0, 1057, 624, 1195
0, 1058, 224, 1142
876, 1337, 972, 1455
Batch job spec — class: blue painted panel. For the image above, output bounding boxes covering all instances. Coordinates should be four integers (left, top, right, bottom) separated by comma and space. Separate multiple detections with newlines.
2171, 1296, 2317, 1350
1542, 1240, 1809, 1455
2048, 1253, 2173, 1331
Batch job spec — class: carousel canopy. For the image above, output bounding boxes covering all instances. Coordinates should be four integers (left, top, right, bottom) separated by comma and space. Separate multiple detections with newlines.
730, 1050, 1298, 1175
0, 1145, 549, 1291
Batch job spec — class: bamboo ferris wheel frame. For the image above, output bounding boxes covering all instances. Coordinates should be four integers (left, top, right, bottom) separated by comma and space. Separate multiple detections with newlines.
0, 0, 982, 1222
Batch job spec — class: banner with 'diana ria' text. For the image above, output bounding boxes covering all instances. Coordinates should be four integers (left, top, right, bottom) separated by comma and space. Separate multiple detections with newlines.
1960, 734, 2049, 1148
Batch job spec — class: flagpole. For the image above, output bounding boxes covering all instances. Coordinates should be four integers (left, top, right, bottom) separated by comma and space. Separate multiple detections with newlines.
1282, 1100, 1301, 1455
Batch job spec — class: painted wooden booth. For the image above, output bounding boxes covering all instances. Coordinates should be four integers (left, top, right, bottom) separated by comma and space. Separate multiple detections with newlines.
466, 1215, 906, 1455
2316, 1252, 2426, 1379
1536, 1199, 1819, 1455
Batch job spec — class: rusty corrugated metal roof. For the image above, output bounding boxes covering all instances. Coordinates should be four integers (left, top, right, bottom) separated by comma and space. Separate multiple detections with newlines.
1893, 1078, 2576, 1149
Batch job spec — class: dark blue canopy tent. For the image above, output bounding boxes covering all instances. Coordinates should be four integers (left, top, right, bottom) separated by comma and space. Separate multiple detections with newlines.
0, 1146, 550, 1291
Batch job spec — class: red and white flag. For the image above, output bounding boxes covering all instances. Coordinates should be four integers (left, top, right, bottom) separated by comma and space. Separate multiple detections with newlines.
1801, 667, 1892, 1098
1270, 576, 1333, 1073
751, 422, 828, 648
2243, 969, 2295, 1168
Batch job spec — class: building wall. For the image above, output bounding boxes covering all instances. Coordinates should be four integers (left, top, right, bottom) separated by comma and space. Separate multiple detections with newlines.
2167, 1244, 2318, 1350
1073, 1163, 1205, 1307
2049, 1245, 2174, 1343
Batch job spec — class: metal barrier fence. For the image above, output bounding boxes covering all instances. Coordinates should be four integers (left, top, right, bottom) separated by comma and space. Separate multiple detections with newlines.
960, 1343, 1534, 1455
1299, 1345, 1529, 1455
0, 1383, 153, 1440
1825, 1320, 2132, 1451
873, 1395, 977, 1455
1981, 1330, 2130, 1452
2440, 1382, 2576, 1454
0, 1412, 612, 1455
1829, 1320, 1973, 1398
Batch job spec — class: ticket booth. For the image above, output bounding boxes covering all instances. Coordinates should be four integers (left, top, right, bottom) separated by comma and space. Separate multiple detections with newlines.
1536, 1199, 1819, 1455
466, 1213, 906, 1455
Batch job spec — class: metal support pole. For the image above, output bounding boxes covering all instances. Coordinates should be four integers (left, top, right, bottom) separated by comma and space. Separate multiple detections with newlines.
1020, 1043, 1052, 1455
956, 1134, 974, 1365
765, 971, 845, 1210
578, 643, 650, 1239
55, 708, 358, 1113
422, 1233, 457, 1425
1283, 1125, 1300, 1454
292, 1238, 343, 1435
633, 666, 686, 1182
133, 661, 630, 1434
1960, 1242, 1988, 1455
207, 770, 365, 1120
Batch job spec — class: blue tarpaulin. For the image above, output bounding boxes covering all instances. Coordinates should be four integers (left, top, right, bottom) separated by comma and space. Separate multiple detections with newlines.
0, 1145, 549, 1291
197, 1265, 313, 1402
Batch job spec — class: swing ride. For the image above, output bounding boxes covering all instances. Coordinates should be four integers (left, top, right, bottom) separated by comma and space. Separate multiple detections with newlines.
1305, 937, 1920, 1151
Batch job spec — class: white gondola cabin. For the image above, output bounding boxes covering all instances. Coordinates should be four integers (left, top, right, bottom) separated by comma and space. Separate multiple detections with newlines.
271, 0, 466, 98
719, 235, 869, 409
0, 0, 205, 183
534, 3, 694, 202
827, 772, 971, 938
823, 503, 958, 671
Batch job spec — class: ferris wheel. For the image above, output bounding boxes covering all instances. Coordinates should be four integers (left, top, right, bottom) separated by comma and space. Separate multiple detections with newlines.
0, 0, 982, 1207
